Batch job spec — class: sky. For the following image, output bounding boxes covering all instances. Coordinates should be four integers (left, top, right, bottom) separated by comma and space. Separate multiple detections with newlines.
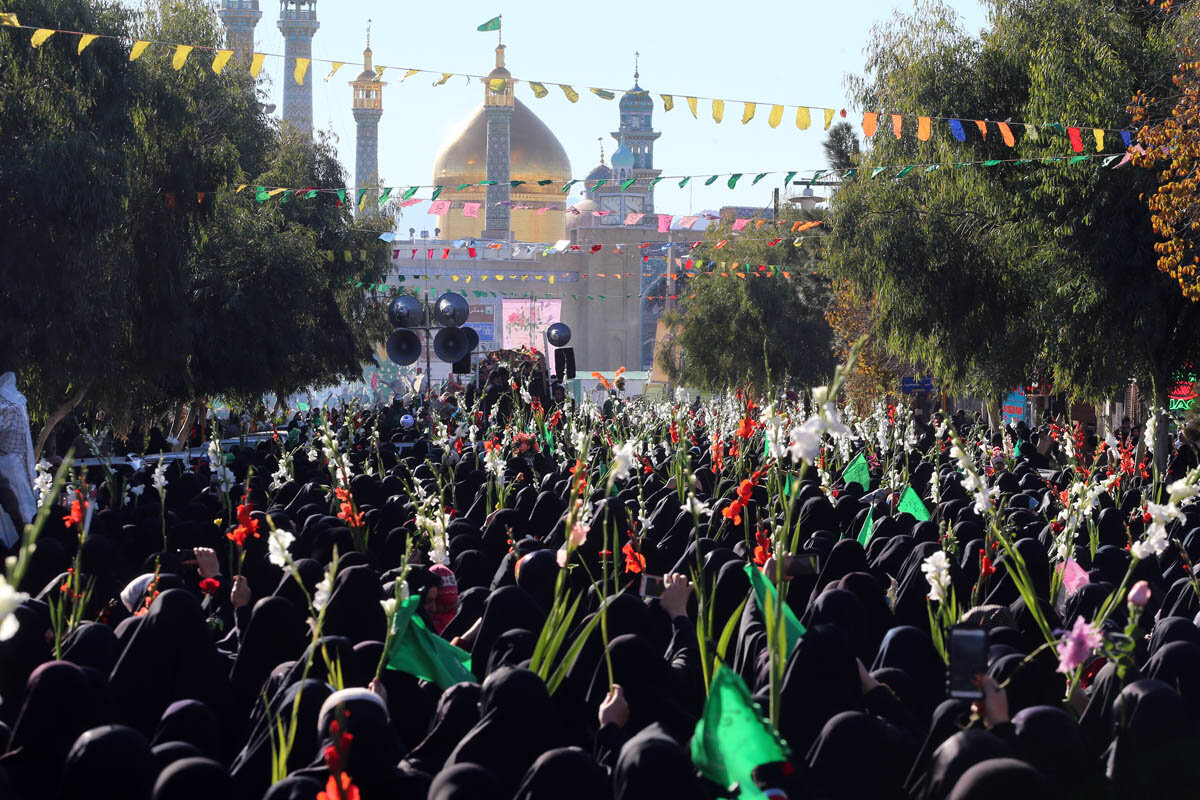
247, 0, 992, 233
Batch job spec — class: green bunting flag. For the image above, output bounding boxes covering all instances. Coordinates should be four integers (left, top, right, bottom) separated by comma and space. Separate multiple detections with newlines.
744, 564, 805, 655
857, 505, 875, 547
898, 486, 931, 521
620, 177, 637, 191
841, 452, 870, 491
691, 665, 790, 800
753, 172, 768, 185
476, 15, 501, 31
679, 176, 691, 188
385, 595, 474, 689
402, 186, 419, 200
784, 170, 796, 184
727, 173, 743, 189
378, 187, 393, 205
704, 175, 719, 186
431, 186, 444, 200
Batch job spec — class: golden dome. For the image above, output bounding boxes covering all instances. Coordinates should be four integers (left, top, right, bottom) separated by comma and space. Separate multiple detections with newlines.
431, 98, 571, 242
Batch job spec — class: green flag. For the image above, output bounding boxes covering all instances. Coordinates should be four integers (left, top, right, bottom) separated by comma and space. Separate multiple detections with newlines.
857, 506, 875, 547
898, 486, 931, 521
841, 452, 870, 491
744, 564, 805, 655
691, 665, 790, 800
385, 596, 473, 689
476, 15, 501, 31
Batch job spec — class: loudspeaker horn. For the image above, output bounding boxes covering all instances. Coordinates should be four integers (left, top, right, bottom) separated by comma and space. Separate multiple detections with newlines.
462, 326, 480, 351
388, 295, 424, 328
432, 292, 469, 327
433, 327, 471, 363
546, 322, 572, 347
386, 329, 422, 365
554, 347, 576, 380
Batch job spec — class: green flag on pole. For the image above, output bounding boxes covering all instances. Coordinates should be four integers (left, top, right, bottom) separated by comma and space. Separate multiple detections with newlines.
841, 452, 870, 491
691, 665, 790, 800
384, 596, 473, 689
898, 486, 931, 521
744, 564, 805, 655
477, 15, 501, 31
857, 506, 875, 547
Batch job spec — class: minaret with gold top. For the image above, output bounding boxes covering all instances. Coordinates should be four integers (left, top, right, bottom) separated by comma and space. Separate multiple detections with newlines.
481, 40, 515, 240
350, 23, 384, 213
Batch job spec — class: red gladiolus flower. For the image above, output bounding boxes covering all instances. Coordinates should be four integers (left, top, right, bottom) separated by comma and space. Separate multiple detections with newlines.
622, 540, 646, 574
753, 530, 772, 566
978, 549, 996, 578
62, 499, 85, 529
227, 502, 259, 547
735, 417, 755, 439
737, 479, 755, 503
338, 502, 365, 528
317, 773, 360, 800
722, 500, 745, 527
198, 578, 220, 595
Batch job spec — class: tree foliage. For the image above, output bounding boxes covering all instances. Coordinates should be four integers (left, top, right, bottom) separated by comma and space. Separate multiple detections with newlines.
656, 215, 835, 395
0, 0, 392, 433
824, 0, 1200, 404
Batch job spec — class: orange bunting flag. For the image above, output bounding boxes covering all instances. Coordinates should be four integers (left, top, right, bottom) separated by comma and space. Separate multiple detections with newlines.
974, 119, 988, 139
997, 121, 1015, 147
917, 116, 931, 141
891, 114, 903, 138
862, 112, 878, 137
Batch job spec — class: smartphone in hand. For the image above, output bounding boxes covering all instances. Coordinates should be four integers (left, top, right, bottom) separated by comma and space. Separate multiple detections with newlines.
787, 553, 821, 578
639, 574, 666, 598
947, 627, 989, 700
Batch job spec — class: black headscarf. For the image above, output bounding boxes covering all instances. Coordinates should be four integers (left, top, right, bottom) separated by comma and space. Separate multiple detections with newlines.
944, 758, 1052, 800
321, 565, 386, 644
428, 763, 505, 800
872, 625, 946, 722
513, 746, 609, 800
150, 699, 220, 759
61, 621, 120, 674
0, 604, 51, 725
445, 667, 558, 795
911, 729, 1011, 800
1009, 705, 1093, 799
805, 710, 915, 799
469, 586, 546, 680
586, 633, 695, 742
1104, 679, 1200, 797
775, 624, 863, 755
612, 726, 703, 800
57, 724, 157, 800
1141, 640, 1200, 709
230, 679, 330, 799
151, 757, 234, 800
400, 682, 482, 778
230, 596, 308, 718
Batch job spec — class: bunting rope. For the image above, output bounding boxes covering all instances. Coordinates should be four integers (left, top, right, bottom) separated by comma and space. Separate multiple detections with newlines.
1, 16, 1141, 146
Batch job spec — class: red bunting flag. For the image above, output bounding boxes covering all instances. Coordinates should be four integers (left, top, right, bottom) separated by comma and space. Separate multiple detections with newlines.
467, 247, 477, 257
441, 248, 450, 259
1067, 126, 1083, 153
767, 238, 782, 247
590, 245, 603, 253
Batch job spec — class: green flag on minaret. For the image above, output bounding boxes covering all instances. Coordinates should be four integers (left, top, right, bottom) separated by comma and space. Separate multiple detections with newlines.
477, 15, 501, 31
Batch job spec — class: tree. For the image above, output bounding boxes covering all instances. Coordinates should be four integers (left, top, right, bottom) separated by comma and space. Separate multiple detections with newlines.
824, 0, 1200, 405
656, 215, 835, 395
823, 122, 861, 171
1130, 3, 1200, 300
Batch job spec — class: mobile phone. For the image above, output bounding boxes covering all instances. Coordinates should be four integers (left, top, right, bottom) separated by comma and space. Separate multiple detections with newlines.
639, 574, 666, 598
947, 627, 989, 700
787, 553, 821, 578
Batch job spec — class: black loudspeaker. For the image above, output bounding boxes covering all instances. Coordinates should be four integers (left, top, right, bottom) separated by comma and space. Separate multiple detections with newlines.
462, 327, 480, 351
388, 295, 423, 328
432, 292, 469, 327
386, 329, 422, 365
554, 347, 576, 379
546, 322, 572, 347
433, 327, 471, 363
451, 353, 472, 374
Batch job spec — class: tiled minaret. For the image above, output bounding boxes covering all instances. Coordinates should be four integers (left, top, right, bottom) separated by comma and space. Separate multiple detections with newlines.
277, 0, 318, 135
481, 44, 514, 240
217, 0, 261, 60
350, 24, 384, 213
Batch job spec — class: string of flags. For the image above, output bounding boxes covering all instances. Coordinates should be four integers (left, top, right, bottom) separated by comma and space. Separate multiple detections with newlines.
152, 152, 1130, 213
2, 16, 1140, 148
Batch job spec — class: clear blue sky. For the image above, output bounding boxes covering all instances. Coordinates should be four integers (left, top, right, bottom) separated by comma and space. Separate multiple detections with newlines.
249, 0, 991, 231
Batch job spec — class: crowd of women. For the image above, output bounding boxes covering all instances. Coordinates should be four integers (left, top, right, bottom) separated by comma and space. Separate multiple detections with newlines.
1, 384, 1199, 800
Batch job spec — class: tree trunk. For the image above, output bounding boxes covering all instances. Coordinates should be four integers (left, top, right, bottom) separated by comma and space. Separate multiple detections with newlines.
985, 398, 1001, 430
172, 400, 199, 453
34, 382, 90, 459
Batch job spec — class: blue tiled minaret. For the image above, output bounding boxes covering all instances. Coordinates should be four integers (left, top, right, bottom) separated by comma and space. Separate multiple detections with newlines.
277, 0, 318, 136
481, 44, 514, 240
217, 0, 261, 61
350, 25, 384, 213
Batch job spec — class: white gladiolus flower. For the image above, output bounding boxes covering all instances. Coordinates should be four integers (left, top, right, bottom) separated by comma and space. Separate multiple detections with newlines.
1167, 477, 1198, 506
268, 528, 295, 568
33, 460, 54, 505
921, 550, 953, 603
381, 597, 397, 618
611, 440, 636, 482
686, 494, 710, 516
152, 459, 169, 493
1144, 411, 1158, 456
0, 575, 30, 642
1132, 525, 1170, 560
313, 569, 333, 612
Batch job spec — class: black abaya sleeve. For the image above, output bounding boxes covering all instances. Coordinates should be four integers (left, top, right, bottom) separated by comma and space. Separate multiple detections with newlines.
593, 722, 629, 774
863, 683, 923, 741
664, 615, 705, 717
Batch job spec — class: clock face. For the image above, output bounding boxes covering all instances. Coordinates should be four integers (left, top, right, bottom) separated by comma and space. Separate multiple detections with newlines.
624, 195, 644, 214
600, 195, 622, 213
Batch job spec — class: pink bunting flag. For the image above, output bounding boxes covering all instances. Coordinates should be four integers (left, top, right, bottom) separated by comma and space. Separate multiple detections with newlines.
657, 214, 673, 233
462, 202, 481, 218
400, 199, 422, 208
731, 218, 749, 232
624, 213, 644, 225
429, 200, 451, 215
566, 206, 581, 215
678, 216, 700, 229
536, 206, 550, 215
593, 211, 612, 216
410, 249, 418, 259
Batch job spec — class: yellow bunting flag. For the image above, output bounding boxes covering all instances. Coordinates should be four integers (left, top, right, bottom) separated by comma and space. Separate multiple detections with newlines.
212, 49, 233, 74
590, 88, 615, 100
400, 68, 418, 81
823, 108, 835, 130
129, 40, 150, 60
529, 81, 548, 98
661, 94, 674, 111
267, 188, 287, 197
712, 99, 725, 123
293, 57, 310, 85
30, 29, 54, 47
795, 107, 811, 130
741, 102, 756, 124
375, 66, 386, 79
862, 112, 878, 137
172, 45, 192, 70
433, 73, 452, 86
686, 96, 698, 118
0, 12, 19, 25
236, 184, 247, 193
489, 78, 507, 93
917, 116, 931, 141
324, 62, 344, 81
560, 85, 579, 102
77, 34, 98, 54
250, 53, 265, 76
1093, 129, 1104, 151
891, 114, 903, 138
974, 119, 988, 138
997, 121, 1015, 147
768, 105, 783, 128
